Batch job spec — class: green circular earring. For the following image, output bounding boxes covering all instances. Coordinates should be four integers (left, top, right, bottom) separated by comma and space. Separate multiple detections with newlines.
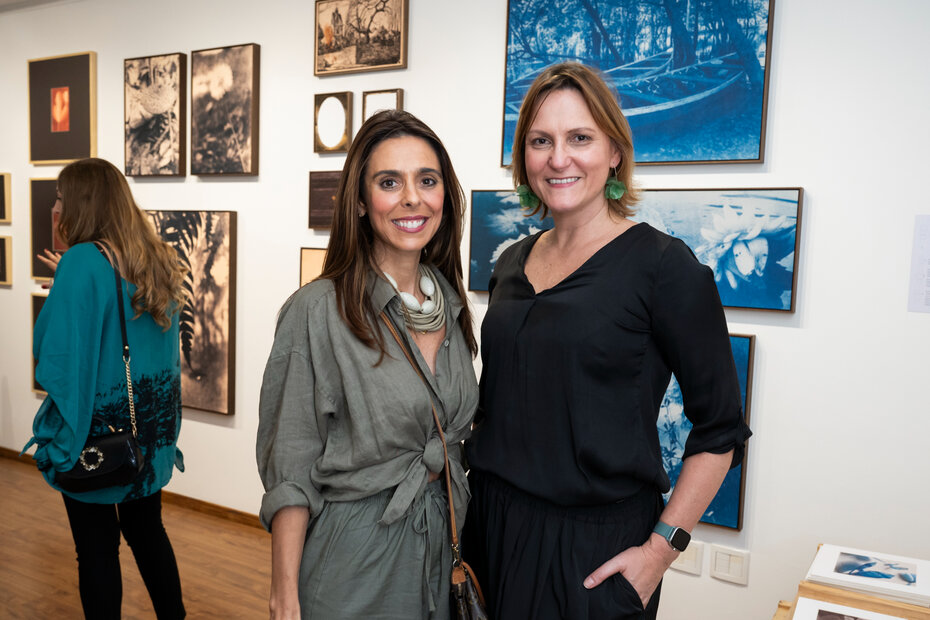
605, 174, 626, 201
516, 184, 540, 209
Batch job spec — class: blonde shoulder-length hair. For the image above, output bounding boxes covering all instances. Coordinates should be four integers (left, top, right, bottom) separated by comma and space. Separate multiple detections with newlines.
56, 158, 187, 329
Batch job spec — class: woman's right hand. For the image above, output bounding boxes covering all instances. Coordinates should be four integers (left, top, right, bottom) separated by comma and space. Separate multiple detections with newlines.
269, 506, 311, 619
37, 249, 62, 272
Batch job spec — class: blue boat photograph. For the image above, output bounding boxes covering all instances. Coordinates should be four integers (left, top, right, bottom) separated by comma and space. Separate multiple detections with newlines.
658, 334, 754, 530
632, 188, 802, 312
468, 190, 553, 292
501, 0, 774, 165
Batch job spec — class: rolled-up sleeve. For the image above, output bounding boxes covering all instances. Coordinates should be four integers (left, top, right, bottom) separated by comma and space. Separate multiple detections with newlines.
651, 239, 752, 467
256, 298, 329, 531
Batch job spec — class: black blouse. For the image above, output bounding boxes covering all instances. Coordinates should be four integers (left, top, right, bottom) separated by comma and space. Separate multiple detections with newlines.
465, 223, 751, 506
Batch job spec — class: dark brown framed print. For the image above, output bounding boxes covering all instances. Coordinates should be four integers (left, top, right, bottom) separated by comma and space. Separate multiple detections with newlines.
28, 52, 97, 165
315, 0, 408, 76
32, 293, 48, 394
300, 248, 327, 287
308, 170, 340, 228
0, 173, 10, 223
30, 178, 57, 281
125, 53, 187, 176
191, 43, 260, 175
0, 236, 11, 286
314, 92, 352, 153
362, 88, 404, 121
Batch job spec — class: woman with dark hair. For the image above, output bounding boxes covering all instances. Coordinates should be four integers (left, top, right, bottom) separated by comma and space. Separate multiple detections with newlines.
24, 157, 187, 619
462, 63, 752, 619
257, 109, 478, 619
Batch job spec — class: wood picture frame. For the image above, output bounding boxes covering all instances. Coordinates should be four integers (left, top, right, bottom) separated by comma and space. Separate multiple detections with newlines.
124, 52, 187, 176
308, 170, 341, 228
146, 210, 237, 415
30, 178, 58, 281
28, 51, 97, 164
0, 173, 11, 223
314, 0, 408, 76
191, 43, 260, 175
0, 236, 11, 286
300, 248, 327, 287
314, 92, 352, 153
632, 187, 803, 312
500, 0, 774, 166
468, 189, 553, 292
659, 334, 755, 530
32, 293, 48, 394
362, 88, 403, 121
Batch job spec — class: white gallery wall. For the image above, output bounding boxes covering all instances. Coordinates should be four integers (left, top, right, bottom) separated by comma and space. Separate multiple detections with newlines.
1, 1, 928, 618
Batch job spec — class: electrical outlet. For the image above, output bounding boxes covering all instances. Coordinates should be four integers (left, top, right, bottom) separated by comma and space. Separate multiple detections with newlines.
671, 539, 703, 575
708, 544, 749, 585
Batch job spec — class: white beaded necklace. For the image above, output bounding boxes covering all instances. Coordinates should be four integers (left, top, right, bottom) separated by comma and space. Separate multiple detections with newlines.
383, 265, 446, 333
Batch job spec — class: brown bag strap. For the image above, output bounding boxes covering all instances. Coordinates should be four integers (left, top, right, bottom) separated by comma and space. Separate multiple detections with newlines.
380, 312, 463, 559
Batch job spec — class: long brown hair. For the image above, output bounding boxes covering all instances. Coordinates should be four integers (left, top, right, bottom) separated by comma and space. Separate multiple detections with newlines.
56, 158, 187, 329
511, 62, 640, 219
319, 109, 477, 357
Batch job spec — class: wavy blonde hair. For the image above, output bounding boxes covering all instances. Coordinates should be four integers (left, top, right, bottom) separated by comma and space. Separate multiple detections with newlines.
56, 158, 187, 329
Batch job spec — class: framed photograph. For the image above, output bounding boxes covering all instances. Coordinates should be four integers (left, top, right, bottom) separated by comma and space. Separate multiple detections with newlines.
32, 293, 48, 394
633, 188, 803, 312
314, 0, 408, 76
468, 189, 553, 292
314, 92, 352, 153
792, 597, 907, 620
501, 0, 774, 166
309, 170, 341, 228
28, 52, 97, 164
191, 43, 260, 175
125, 53, 187, 176
659, 334, 755, 530
0, 236, 11, 285
1, 173, 11, 223
300, 248, 327, 287
30, 178, 58, 281
807, 544, 930, 607
147, 211, 237, 415
362, 88, 403, 121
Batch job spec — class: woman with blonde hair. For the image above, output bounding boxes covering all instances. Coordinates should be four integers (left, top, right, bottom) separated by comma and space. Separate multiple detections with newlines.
463, 63, 751, 619
257, 109, 478, 618
24, 157, 187, 619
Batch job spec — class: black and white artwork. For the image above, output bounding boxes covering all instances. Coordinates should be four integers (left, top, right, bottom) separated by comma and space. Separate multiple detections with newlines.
191, 44, 260, 175
147, 210, 237, 415
124, 53, 186, 176
502, 0, 774, 165
632, 188, 802, 311
468, 189, 553, 292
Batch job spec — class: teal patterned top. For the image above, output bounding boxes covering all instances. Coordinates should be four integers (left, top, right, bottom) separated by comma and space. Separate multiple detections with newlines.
23, 242, 184, 503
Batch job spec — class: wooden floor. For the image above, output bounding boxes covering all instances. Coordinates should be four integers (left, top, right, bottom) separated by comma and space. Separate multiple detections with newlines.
0, 456, 271, 618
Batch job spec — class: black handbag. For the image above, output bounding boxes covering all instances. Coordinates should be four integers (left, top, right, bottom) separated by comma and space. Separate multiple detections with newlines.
55, 243, 145, 493
381, 313, 490, 620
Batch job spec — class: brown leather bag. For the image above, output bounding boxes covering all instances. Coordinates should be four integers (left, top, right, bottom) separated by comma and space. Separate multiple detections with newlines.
381, 313, 489, 620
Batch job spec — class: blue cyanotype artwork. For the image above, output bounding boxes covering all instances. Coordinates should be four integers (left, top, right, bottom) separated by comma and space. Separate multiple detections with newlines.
502, 0, 773, 165
468, 190, 553, 292
658, 334, 753, 529
632, 188, 802, 311
835, 553, 918, 586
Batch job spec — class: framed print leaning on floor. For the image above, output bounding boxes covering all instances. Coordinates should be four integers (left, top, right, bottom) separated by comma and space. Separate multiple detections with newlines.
500, 0, 774, 166
315, 0, 408, 76
28, 52, 97, 164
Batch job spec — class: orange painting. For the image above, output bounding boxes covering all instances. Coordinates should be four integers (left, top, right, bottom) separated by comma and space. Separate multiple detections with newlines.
50, 86, 70, 132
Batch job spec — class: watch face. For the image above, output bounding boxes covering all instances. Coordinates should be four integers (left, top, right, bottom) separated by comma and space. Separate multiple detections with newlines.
670, 528, 691, 551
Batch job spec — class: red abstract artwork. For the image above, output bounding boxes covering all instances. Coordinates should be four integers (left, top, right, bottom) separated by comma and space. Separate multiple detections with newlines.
50, 86, 70, 132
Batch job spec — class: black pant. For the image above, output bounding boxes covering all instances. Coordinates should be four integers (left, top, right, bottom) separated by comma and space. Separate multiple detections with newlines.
62, 491, 185, 619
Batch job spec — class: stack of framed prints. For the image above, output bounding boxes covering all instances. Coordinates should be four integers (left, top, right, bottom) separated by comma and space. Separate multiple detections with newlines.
124, 53, 186, 176
500, 0, 774, 165
792, 597, 907, 620
147, 210, 237, 415
28, 52, 96, 164
806, 545, 930, 608
190, 43, 260, 175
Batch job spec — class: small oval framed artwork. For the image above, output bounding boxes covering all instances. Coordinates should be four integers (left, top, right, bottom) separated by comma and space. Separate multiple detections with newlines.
314, 91, 352, 153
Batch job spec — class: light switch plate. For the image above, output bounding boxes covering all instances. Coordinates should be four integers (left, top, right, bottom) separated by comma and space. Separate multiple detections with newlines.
670, 539, 703, 575
709, 543, 749, 585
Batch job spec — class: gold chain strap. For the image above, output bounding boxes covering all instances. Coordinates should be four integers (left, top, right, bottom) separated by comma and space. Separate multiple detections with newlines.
123, 349, 137, 438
